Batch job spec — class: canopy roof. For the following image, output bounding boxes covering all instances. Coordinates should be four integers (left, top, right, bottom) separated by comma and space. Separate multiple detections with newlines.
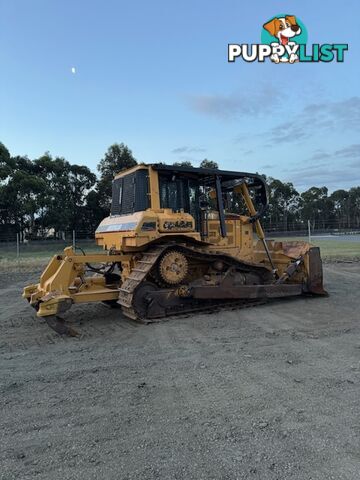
151, 163, 266, 188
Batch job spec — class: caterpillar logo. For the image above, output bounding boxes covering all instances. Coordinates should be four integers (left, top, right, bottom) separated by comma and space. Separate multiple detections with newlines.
163, 221, 193, 230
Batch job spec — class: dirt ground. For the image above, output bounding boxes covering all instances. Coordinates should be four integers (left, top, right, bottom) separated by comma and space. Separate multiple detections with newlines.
1, 263, 360, 480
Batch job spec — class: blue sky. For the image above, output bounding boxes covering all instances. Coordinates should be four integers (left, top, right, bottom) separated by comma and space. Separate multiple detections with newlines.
1, 0, 359, 191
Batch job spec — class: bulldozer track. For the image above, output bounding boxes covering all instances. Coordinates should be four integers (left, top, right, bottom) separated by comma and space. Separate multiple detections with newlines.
118, 242, 272, 321
118, 245, 168, 319
170, 297, 268, 320
152, 297, 268, 323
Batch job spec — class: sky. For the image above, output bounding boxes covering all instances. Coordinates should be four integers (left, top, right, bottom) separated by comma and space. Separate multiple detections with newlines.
1, 0, 360, 191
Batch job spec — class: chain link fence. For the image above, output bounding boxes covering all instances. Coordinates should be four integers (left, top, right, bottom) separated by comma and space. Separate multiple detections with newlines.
1, 222, 360, 261
0, 229, 101, 261
264, 220, 360, 238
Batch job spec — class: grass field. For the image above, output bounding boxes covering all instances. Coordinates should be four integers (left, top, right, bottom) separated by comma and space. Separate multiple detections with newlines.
0, 241, 103, 271
0, 236, 359, 271
273, 237, 360, 261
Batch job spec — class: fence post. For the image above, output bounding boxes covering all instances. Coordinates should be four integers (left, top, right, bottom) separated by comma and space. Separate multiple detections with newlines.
16, 233, 20, 258
308, 220, 311, 243
72, 230, 76, 249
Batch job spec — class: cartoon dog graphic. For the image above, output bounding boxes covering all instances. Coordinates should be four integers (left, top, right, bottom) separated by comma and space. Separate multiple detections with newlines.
263, 15, 301, 63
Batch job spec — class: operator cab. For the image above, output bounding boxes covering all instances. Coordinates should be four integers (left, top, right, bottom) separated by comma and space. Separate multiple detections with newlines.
152, 164, 268, 239
106, 163, 268, 250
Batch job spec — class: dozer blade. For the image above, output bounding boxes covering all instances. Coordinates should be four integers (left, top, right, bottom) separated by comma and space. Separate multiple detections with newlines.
306, 246, 328, 296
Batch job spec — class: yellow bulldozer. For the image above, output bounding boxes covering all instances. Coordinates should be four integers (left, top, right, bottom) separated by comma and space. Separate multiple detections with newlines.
23, 163, 326, 334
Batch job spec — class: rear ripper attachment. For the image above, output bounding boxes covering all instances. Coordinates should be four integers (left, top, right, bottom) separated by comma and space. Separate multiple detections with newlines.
22, 246, 129, 335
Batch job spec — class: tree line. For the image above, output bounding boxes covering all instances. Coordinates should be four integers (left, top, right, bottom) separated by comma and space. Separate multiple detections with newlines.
0, 141, 359, 240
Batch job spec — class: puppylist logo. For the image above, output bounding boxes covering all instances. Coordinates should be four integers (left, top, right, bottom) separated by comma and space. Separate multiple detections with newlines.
228, 14, 348, 63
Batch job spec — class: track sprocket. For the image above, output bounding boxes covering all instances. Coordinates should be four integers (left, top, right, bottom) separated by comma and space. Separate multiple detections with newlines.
158, 250, 188, 285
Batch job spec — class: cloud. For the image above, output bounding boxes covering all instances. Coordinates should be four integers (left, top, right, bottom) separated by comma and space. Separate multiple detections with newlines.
334, 144, 360, 158
171, 146, 206, 154
266, 97, 360, 145
284, 167, 358, 190
283, 159, 360, 190
186, 85, 283, 120
306, 143, 360, 166
278, 142, 360, 189
261, 164, 274, 169
268, 124, 309, 144
349, 159, 360, 168
309, 152, 331, 161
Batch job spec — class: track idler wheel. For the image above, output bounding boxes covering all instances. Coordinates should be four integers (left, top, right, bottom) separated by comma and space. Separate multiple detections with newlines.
132, 281, 160, 319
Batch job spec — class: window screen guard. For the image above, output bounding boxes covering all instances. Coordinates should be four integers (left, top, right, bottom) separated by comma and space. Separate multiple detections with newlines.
111, 169, 149, 215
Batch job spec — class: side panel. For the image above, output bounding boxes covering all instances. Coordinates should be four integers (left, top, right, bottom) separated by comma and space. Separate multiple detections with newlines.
95, 210, 201, 252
